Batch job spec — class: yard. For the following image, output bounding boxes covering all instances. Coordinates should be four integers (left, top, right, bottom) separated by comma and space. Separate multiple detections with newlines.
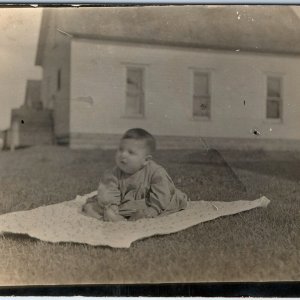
0, 146, 299, 285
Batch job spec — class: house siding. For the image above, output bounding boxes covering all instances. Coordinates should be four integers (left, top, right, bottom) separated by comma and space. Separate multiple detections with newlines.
69, 39, 300, 149
40, 11, 71, 142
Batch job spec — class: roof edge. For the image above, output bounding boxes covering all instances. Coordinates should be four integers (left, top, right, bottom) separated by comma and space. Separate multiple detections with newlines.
71, 33, 300, 57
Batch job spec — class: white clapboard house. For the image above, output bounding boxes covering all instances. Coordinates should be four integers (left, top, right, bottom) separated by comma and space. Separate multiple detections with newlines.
35, 6, 300, 150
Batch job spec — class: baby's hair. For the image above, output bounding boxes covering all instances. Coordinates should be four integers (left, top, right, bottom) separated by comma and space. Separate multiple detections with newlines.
122, 128, 156, 154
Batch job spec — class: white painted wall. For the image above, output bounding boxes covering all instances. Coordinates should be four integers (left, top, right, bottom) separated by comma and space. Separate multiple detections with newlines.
70, 39, 300, 140
41, 12, 71, 139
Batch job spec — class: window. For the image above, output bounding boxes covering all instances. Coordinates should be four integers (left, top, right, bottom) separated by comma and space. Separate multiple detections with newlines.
57, 69, 61, 92
266, 76, 282, 119
125, 67, 144, 116
193, 72, 210, 118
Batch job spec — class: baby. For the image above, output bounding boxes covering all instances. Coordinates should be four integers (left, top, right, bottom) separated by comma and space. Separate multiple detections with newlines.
82, 128, 188, 222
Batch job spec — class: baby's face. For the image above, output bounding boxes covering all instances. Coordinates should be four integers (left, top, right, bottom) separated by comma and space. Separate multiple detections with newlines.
115, 138, 149, 174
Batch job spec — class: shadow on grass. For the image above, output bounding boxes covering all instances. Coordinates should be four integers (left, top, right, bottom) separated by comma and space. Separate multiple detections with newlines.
1, 231, 174, 251
186, 149, 246, 188
1, 232, 114, 249
232, 160, 300, 182
1, 232, 40, 244
155, 149, 248, 202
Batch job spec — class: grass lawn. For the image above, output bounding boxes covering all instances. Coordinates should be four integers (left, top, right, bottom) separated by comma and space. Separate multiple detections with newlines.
0, 146, 299, 285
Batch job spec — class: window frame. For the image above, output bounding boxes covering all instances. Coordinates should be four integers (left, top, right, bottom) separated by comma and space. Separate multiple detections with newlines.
123, 64, 146, 118
265, 74, 284, 122
190, 69, 212, 120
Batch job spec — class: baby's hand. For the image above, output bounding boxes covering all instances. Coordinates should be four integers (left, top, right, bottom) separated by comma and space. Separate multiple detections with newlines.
128, 207, 159, 221
103, 206, 126, 222
128, 209, 146, 221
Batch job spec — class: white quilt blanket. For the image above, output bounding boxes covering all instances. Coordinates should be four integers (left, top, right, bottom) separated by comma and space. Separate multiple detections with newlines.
0, 191, 270, 248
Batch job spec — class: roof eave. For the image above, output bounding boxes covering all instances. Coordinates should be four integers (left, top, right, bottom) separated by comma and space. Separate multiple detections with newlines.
71, 33, 300, 57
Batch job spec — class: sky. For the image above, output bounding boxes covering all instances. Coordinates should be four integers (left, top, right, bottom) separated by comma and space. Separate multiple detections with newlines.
0, 8, 42, 130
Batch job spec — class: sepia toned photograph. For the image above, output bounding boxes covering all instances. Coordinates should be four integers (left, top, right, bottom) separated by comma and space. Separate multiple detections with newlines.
0, 5, 299, 288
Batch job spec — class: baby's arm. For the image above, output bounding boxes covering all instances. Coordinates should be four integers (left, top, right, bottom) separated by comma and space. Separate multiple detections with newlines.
129, 168, 173, 220
146, 168, 174, 216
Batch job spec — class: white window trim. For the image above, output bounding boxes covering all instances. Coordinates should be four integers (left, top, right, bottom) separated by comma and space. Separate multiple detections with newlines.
263, 72, 285, 124
122, 64, 147, 119
189, 68, 214, 121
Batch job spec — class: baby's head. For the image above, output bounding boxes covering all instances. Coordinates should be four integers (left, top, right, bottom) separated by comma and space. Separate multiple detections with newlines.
115, 128, 156, 174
